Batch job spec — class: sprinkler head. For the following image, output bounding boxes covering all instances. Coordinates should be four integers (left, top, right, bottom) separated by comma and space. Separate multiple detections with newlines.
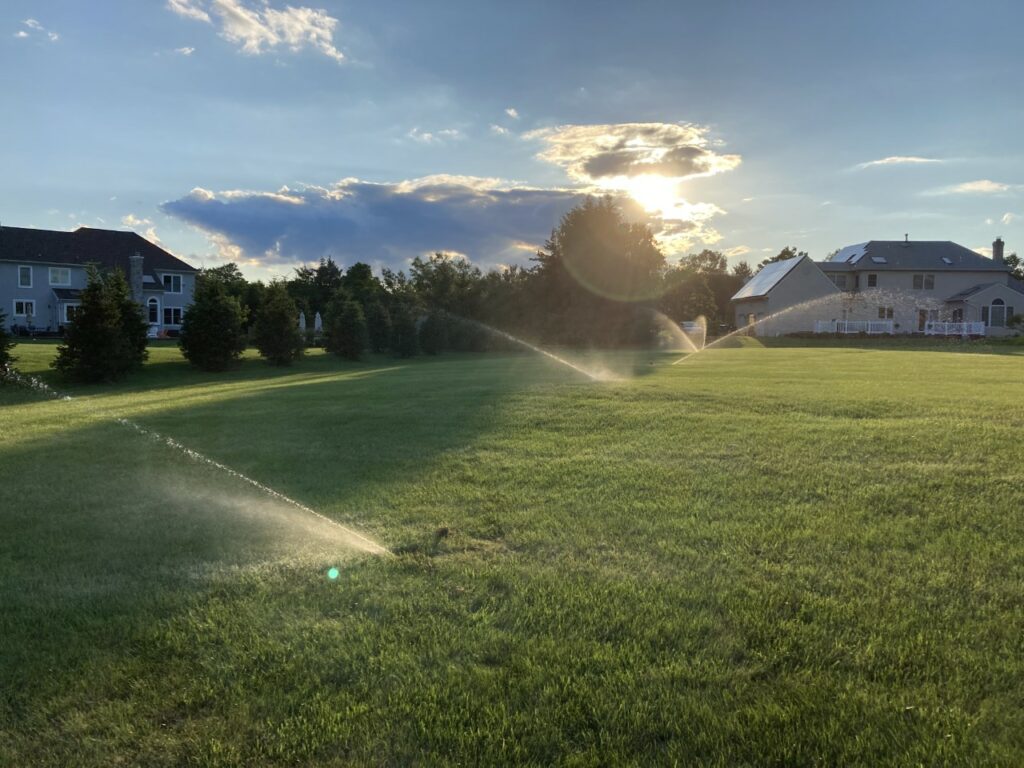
435, 527, 450, 539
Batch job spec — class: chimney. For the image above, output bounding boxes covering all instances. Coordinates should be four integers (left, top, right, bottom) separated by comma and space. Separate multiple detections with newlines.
993, 237, 1005, 264
129, 251, 144, 304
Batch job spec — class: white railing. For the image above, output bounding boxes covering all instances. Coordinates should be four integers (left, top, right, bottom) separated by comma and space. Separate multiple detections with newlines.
814, 320, 895, 335
924, 321, 986, 336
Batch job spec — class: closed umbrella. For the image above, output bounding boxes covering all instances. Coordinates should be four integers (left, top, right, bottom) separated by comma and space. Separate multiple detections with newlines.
298, 311, 307, 332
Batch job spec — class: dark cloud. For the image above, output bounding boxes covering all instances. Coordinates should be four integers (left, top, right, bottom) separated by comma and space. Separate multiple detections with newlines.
161, 176, 588, 269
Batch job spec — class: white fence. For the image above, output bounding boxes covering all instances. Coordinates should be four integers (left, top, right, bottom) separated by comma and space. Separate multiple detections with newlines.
924, 322, 986, 336
814, 320, 895, 335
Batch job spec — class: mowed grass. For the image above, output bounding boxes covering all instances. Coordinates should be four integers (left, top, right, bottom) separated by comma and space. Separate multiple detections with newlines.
2, 340, 1023, 766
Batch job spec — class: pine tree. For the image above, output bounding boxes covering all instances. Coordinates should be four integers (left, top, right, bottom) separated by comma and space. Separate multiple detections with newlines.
179, 278, 247, 371
0, 309, 15, 375
253, 282, 305, 366
324, 294, 368, 360
364, 299, 392, 353
107, 268, 149, 373
53, 266, 134, 382
418, 311, 448, 355
389, 302, 418, 358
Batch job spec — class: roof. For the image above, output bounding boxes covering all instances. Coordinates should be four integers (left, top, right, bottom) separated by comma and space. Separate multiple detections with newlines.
52, 288, 83, 301
731, 255, 804, 300
0, 226, 197, 273
947, 281, 1024, 301
819, 240, 1006, 272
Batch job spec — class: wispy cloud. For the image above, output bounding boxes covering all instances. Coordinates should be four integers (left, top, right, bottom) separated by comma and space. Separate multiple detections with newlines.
526, 122, 741, 185
166, 0, 344, 62
407, 127, 462, 144
856, 155, 942, 170
1002, 212, 1018, 225
925, 179, 1016, 196
16, 18, 59, 42
121, 214, 153, 228
490, 124, 510, 136
505, 107, 520, 120
14, 30, 28, 38
175, 46, 196, 56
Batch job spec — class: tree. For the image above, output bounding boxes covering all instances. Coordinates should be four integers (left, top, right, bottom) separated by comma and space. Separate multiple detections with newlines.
324, 294, 368, 360
342, 262, 384, 307
289, 257, 344, 316
0, 309, 15, 375
732, 261, 754, 281
179, 279, 247, 371
410, 253, 483, 317
108, 268, 149, 373
660, 272, 718, 324
418, 311, 448, 355
1005, 253, 1023, 281
53, 266, 142, 382
678, 249, 728, 275
253, 282, 305, 366
389, 302, 419, 358
364, 299, 392, 353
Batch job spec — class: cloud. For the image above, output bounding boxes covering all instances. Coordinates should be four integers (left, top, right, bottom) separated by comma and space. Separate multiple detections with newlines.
166, 0, 344, 62
526, 122, 741, 185
14, 30, 28, 38
926, 179, 1015, 195
505, 107, 520, 119
1002, 212, 1017, 225
175, 46, 196, 55
856, 156, 942, 169
490, 124, 510, 136
23, 19, 43, 30
724, 245, 751, 258
407, 127, 463, 144
161, 174, 726, 270
121, 214, 153, 228
18, 18, 59, 42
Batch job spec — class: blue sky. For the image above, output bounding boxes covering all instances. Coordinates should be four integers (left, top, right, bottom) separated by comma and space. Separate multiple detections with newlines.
3, 0, 1022, 280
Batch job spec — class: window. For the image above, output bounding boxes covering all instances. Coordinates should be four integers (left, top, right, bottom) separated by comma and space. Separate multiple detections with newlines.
63, 304, 81, 323
989, 298, 1007, 328
952, 308, 964, 322
49, 267, 71, 286
148, 298, 160, 324
163, 274, 182, 293
18, 265, 32, 288
912, 274, 935, 290
867, 273, 877, 288
13, 300, 36, 317
163, 307, 183, 325
831, 274, 848, 290
878, 306, 894, 319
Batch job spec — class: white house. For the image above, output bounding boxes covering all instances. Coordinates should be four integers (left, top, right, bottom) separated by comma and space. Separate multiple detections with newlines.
732, 238, 1023, 337
1, 225, 197, 335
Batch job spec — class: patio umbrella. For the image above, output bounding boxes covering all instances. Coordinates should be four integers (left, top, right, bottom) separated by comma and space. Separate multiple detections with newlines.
314, 312, 323, 332
298, 311, 307, 332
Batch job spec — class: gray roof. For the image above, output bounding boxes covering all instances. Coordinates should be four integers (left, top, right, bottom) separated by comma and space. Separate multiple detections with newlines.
731, 255, 803, 300
947, 281, 1024, 301
819, 240, 1006, 272
52, 288, 83, 301
0, 226, 197, 273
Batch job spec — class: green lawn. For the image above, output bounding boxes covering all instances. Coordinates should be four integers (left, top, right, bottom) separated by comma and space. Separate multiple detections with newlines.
2, 340, 1023, 766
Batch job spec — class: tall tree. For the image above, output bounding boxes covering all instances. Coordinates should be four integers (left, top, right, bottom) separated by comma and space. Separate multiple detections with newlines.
253, 282, 305, 366
107, 268, 149, 373
364, 299, 392, 353
179, 279, 247, 371
678, 249, 728, 275
758, 246, 807, 269
389, 302, 419, 358
324, 293, 369, 360
732, 261, 754, 281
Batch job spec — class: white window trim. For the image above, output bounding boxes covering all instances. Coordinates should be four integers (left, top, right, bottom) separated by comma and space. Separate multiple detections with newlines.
163, 306, 183, 326
17, 265, 33, 288
13, 299, 36, 317
162, 274, 183, 294
48, 267, 72, 287
147, 297, 161, 324
61, 303, 81, 323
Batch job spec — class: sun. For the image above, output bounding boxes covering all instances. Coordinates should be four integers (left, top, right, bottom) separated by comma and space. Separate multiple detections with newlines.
622, 174, 680, 216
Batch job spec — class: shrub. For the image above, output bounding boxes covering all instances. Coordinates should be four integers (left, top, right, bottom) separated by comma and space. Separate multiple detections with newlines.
324, 295, 368, 360
254, 283, 305, 366
0, 309, 14, 375
179, 279, 247, 371
418, 311, 448, 355
389, 302, 418, 358
365, 300, 392, 353
53, 266, 144, 382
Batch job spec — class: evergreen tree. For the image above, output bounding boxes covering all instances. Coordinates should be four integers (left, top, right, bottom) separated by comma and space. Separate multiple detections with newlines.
418, 311, 448, 355
364, 299, 392, 353
0, 309, 15, 375
389, 302, 418, 358
324, 294, 368, 360
107, 268, 149, 373
179, 279, 247, 371
253, 282, 305, 366
53, 266, 135, 382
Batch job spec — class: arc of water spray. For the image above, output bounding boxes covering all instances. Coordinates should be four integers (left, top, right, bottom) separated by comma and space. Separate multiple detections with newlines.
3, 369, 391, 557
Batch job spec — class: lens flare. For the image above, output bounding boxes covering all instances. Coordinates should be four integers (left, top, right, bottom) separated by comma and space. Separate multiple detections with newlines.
327, 567, 340, 580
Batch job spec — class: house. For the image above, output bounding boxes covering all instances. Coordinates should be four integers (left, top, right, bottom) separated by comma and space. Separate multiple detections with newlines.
732, 238, 1023, 336
1, 225, 197, 334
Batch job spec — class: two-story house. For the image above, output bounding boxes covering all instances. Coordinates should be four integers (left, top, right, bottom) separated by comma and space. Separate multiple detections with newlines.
1, 225, 197, 334
733, 238, 1023, 336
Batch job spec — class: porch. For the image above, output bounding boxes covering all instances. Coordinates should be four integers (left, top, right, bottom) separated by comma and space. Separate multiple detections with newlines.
813, 320, 894, 335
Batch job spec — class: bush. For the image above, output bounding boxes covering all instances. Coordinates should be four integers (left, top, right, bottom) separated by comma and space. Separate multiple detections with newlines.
0, 309, 14, 375
365, 300, 392, 353
418, 311, 448, 355
179, 279, 247, 371
324, 295, 368, 360
389, 303, 418, 358
254, 283, 305, 366
53, 266, 147, 382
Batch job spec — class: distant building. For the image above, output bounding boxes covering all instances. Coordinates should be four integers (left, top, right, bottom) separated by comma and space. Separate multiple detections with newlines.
732, 238, 1023, 336
0, 225, 197, 334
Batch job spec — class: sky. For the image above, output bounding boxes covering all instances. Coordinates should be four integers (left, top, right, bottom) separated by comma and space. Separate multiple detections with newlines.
2, 0, 1023, 280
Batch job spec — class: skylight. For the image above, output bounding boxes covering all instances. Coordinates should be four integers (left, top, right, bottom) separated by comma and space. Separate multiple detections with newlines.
941, 257, 953, 265
870, 256, 887, 264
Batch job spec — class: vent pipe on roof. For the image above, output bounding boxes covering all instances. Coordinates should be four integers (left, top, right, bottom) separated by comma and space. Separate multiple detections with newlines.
993, 237, 1005, 264
904, 233, 909, 246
